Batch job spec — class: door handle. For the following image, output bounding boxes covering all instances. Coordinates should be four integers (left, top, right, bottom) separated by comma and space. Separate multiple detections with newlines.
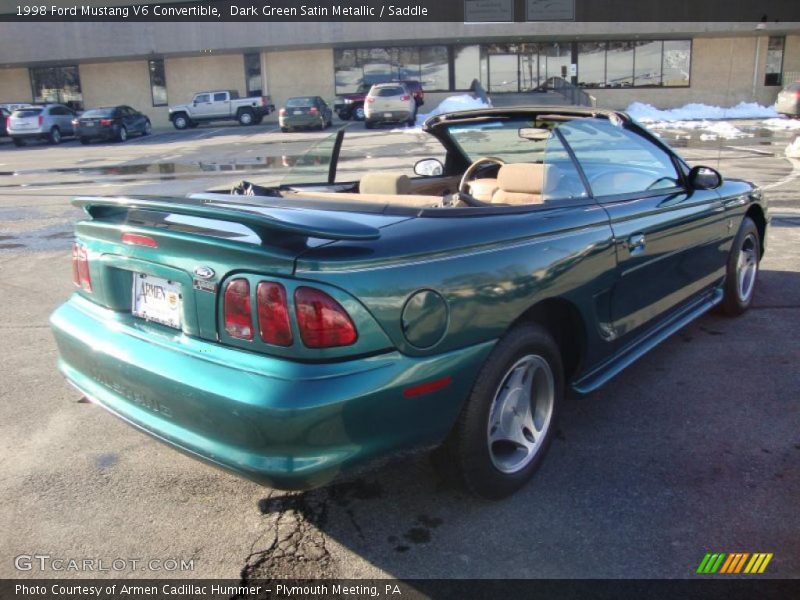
627, 233, 646, 254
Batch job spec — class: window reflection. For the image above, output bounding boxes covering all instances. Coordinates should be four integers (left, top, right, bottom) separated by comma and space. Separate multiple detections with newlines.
634, 40, 663, 87
662, 40, 691, 87
577, 42, 606, 88
334, 46, 449, 94
606, 42, 634, 87
30, 66, 83, 110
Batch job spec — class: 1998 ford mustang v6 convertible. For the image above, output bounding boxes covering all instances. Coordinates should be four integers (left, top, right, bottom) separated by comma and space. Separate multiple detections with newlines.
51, 107, 767, 499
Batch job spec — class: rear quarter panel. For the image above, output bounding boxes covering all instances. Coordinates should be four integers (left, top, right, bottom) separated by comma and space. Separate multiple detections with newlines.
296, 205, 619, 372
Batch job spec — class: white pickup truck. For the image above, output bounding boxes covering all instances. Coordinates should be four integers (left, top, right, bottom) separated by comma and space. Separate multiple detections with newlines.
168, 90, 274, 129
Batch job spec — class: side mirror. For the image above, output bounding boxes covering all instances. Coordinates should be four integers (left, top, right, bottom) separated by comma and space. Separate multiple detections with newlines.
414, 158, 443, 177
688, 166, 722, 190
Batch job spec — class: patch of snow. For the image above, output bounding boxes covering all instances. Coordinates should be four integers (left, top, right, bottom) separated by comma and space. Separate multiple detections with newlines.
786, 137, 800, 158
762, 118, 800, 131
626, 101, 779, 122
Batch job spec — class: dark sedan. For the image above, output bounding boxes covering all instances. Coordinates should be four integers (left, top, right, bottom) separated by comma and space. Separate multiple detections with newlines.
279, 96, 333, 131
74, 106, 152, 144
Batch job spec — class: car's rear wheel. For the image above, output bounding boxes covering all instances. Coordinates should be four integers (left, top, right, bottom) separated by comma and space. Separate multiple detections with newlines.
172, 114, 189, 130
79, 137, 90, 145
280, 126, 289, 133
720, 217, 760, 316
238, 110, 255, 126
433, 324, 563, 499
12, 138, 24, 147
48, 127, 61, 145
117, 126, 128, 143
143, 120, 152, 136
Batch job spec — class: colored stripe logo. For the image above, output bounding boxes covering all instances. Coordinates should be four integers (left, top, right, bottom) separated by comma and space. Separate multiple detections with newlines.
697, 552, 773, 574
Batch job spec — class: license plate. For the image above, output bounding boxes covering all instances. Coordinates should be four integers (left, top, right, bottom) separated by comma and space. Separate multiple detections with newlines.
85, 121, 95, 127
293, 110, 303, 115
383, 112, 392, 118
131, 273, 182, 329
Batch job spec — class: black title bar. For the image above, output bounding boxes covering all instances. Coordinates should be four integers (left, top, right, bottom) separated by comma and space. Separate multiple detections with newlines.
1, 0, 799, 22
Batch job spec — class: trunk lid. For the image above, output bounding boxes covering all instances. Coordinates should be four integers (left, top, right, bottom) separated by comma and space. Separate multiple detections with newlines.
71, 195, 383, 343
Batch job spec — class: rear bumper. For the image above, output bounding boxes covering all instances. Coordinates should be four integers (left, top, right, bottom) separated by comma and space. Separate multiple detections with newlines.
280, 115, 324, 128
9, 130, 47, 138
365, 109, 413, 123
50, 295, 493, 489
76, 127, 117, 140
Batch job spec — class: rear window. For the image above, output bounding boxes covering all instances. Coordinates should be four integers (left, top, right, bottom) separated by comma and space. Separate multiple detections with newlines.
81, 108, 116, 118
13, 108, 42, 118
286, 97, 315, 107
374, 87, 405, 97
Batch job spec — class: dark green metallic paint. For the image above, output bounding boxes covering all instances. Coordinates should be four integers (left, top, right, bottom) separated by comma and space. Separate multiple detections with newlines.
50, 107, 768, 489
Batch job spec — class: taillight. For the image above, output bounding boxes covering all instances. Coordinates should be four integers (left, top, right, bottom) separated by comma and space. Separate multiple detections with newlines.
309, 107, 318, 114
294, 287, 357, 348
366, 97, 375, 103
5, 117, 10, 131
400, 95, 410, 101
256, 282, 292, 346
38, 115, 43, 126
71, 243, 92, 292
223, 279, 253, 340
100, 119, 113, 126
71, 119, 79, 126
279, 108, 287, 116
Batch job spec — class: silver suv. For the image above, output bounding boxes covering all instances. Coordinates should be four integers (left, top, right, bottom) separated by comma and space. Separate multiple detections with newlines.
7, 104, 77, 146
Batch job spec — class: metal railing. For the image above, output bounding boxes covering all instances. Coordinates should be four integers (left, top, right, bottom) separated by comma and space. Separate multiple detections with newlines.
544, 77, 597, 107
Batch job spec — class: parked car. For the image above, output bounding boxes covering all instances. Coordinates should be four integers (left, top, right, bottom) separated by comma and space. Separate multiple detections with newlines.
73, 106, 152, 144
7, 104, 76, 146
774, 80, 800, 117
1, 108, 9, 137
168, 90, 274, 129
279, 96, 333, 132
364, 83, 417, 128
334, 80, 423, 121
50, 106, 767, 499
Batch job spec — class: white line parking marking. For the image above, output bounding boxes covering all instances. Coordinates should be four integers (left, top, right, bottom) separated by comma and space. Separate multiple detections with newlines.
763, 158, 800, 190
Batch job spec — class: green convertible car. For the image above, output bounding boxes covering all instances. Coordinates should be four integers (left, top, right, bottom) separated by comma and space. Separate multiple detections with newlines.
50, 107, 767, 499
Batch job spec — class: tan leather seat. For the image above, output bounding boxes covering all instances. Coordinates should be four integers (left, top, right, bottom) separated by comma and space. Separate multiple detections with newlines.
359, 172, 412, 195
468, 178, 499, 202
491, 163, 546, 205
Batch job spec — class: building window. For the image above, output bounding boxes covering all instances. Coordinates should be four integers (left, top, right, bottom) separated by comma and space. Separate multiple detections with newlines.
29, 66, 83, 110
334, 46, 450, 94
634, 40, 663, 87
244, 53, 262, 96
605, 42, 635, 88
662, 40, 691, 87
453, 45, 488, 90
764, 36, 784, 86
148, 59, 167, 106
577, 42, 606, 88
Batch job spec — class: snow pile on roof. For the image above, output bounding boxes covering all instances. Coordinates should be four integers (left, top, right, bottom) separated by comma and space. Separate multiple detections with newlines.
626, 101, 779, 122
786, 137, 800, 158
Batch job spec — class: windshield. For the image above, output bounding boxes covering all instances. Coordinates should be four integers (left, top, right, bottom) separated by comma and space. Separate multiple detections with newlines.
445, 117, 561, 163
81, 108, 116, 118
286, 97, 315, 107
13, 108, 42, 118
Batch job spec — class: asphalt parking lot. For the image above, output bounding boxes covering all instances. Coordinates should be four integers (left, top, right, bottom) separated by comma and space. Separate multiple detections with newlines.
0, 120, 798, 581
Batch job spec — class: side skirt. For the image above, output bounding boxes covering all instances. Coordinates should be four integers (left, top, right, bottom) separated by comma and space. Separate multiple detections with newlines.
572, 287, 723, 394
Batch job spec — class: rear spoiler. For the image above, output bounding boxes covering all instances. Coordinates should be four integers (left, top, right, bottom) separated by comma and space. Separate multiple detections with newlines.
72, 195, 381, 241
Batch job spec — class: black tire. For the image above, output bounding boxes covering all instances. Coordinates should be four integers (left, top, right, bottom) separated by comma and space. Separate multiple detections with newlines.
433, 324, 563, 500
253, 115, 264, 125
365, 120, 375, 129
172, 114, 190, 130
12, 138, 24, 147
48, 127, 61, 145
280, 126, 289, 133
117, 126, 128, 143
720, 217, 760, 317
79, 137, 90, 145
238, 109, 255, 126
142, 120, 152, 136
353, 105, 365, 121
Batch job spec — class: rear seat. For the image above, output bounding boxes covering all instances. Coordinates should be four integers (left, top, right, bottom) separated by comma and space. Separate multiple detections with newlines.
282, 171, 443, 207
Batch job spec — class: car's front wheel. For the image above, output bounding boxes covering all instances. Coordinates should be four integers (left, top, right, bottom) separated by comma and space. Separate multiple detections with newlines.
117, 126, 128, 142
434, 324, 563, 499
353, 105, 365, 121
720, 216, 761, 316
142, 120, 152, 136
